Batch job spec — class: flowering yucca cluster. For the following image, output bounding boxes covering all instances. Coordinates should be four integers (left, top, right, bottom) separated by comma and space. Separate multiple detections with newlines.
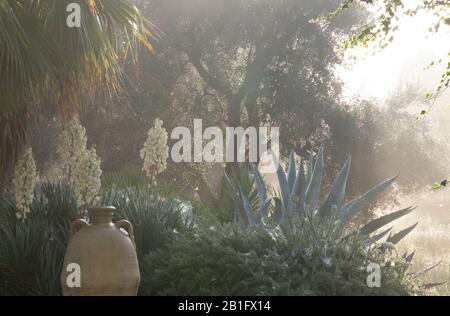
12, 146, 39, 221
57, 116, 102, 214
140, 119, 169, 185
70, 147, 102, 213
56, 116, 87, 181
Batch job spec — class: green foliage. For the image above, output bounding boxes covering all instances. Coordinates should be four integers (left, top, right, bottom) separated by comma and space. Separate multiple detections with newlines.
102, 169, 190, 201
221, 164, 260, 223
0, 0, 157, 182
0, 177, 431, 296
102, 170, 150, 191
101, 186, 192, 260
359, 206, 415, 235
224, 147, 415, 247
0, 182, 187, 295
0, 182, 76, 296
140, 215, 421, 296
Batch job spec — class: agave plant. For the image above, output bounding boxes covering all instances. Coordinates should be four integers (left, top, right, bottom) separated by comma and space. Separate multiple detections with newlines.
222, 164, 260, 223
224, 147, 418, 245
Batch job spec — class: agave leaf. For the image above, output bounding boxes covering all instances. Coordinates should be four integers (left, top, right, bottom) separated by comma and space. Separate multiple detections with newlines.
364, 226, 392, 246
404, 250, 416, 263
223, 172, 248, 224
288, 159, 306, 216
287, 151, 296, 194
415, 261, 441, 277
421, 282, 446, 289
318, 156, 351, 217
223, 172, 240, 203
304, 146, 324, 211
386, 222, 418, 245
258, 197, 272, 220
250, 163, 267, 202
272, 197, 283, 223
339, 198, 358, 217
305, 150, 314, 185
339, 175, 398, 225
272, 151, 289, 210
360, 206, 416, 236
239, 187, 257, 225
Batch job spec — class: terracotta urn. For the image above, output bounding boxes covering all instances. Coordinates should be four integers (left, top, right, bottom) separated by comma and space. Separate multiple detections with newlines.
60, 206, 140, 296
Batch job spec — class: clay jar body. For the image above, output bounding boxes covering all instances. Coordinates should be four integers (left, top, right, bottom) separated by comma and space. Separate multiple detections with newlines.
60, 207, 140, 296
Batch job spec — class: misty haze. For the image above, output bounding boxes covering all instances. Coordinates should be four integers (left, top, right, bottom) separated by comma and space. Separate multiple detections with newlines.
0, 0, 449, 298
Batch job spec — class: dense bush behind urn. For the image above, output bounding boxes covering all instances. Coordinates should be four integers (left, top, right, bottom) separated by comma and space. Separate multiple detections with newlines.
101, 186, 193, 260
140, 215, 421, 296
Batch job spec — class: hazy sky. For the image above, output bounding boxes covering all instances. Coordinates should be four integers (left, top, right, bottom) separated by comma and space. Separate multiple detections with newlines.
337, 11, 450, 102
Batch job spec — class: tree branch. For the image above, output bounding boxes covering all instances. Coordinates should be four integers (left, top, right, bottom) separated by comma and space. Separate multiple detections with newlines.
182, 31, 235, 100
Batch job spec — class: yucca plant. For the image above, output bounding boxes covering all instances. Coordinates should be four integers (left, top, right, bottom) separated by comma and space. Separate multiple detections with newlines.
0, 182, 76, 295
0, 181, 190, 295
224, 147, 418, 246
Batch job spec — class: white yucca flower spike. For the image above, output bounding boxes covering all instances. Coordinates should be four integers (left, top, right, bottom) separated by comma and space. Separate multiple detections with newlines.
57, 116, 102, 215
140, 118, 169, 186
70, 147, 102, 215
56, 115, 87, 182
13, 146, 39, 221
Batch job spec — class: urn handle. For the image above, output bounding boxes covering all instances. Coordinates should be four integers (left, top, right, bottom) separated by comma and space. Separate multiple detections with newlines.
115, 220, 135, 245
70, 219, 88, 237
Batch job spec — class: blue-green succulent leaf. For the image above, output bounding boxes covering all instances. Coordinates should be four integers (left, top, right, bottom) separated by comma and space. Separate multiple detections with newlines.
421, 282, 446, 289
288, 159, 306, 216
304, 146, 324, 211
386, 222, 418, 245
305, 150, 314, 185
272, 151, 289, 210
240, 187, 257, 225
287, 151, 296, 194
319, 156, 351, 217
339, 175, 397, 225
223, 172, 241, 205
250, 163, 267, 202
259, 197, 272, 219
360, 206, 415, 235
404, 250, 416, 263
364, 227, 392, 246
272, 197, 283, 223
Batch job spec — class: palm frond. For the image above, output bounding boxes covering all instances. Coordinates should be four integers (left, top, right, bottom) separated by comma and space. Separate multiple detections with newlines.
0, 0, 158, 182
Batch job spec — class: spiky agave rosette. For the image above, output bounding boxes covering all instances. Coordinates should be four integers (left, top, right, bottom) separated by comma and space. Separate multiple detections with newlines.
224, 146, 418, 247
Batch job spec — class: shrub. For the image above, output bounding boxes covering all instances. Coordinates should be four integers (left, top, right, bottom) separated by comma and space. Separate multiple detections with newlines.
140, 215, 421, 296
0, 182, 188, 296
0, 182, 76, 295
102, 186, 192, 260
